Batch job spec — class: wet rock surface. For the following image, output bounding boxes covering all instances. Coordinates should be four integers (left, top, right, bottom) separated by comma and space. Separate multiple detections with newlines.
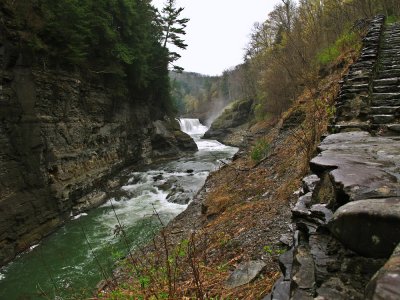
329, 198, 400, 258
366, 243, 400, 300
268, 16, 400, 299
310, 131, 400, 203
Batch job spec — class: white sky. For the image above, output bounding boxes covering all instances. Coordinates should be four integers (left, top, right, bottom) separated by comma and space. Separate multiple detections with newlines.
152, 0, 282, 76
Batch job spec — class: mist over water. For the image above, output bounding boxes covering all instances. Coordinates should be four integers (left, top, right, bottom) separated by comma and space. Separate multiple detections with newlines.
203, 98, 227, 127
0, 119, 237, 299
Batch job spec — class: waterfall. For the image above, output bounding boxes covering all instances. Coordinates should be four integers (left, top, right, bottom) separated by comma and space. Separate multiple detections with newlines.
178, 118, 208, 136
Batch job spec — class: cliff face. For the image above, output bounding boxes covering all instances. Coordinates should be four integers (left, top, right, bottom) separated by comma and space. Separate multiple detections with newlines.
0, 23, 196, 267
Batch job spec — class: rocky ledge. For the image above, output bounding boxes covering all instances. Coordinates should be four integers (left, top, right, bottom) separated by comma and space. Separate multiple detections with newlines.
266, 16, 400, 299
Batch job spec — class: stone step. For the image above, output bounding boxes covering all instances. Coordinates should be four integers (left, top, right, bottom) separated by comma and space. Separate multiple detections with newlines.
383, 36, 400, 40
380, 60, 400, 65
382, 40, 400, 45
337, 92, 367, 102
341, 84, 369, 94
381, 43, 400, 47
360, 54, 378, 60
373, 78, 400, 86
362, 49, 378, 55
347, 70, 372, 78
328, 122, 370, 133
370, 124, 400, 135
371, 98, 400, 106
380, 49, 400, 53
376, 70, 400, 79
372, 92, 400, 100
371, 114, 396, 124
380, 57, 400, 62
370, 106, 400, 115
373, 85, 400, 93
388, 124, 400, 133
381, 65, 400, 70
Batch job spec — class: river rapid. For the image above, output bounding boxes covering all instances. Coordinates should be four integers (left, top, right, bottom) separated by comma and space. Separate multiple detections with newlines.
0, 119, 237, 299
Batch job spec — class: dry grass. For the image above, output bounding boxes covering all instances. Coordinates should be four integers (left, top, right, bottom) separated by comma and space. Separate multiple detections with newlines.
96, 52, 356, 300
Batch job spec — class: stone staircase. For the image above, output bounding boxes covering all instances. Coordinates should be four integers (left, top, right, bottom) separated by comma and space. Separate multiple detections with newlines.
333, 16, 400, 135
371, 23, 400, 133
265, 16, 400, 300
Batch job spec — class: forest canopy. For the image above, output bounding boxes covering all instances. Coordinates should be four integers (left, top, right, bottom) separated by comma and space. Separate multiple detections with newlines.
1, 0, 188, 115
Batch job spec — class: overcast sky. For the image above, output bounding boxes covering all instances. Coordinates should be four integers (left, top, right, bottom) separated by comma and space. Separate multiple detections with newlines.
152, 0, 281, 76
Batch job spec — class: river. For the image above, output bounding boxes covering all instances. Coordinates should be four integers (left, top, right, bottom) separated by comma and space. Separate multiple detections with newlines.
0, 119, 237, 300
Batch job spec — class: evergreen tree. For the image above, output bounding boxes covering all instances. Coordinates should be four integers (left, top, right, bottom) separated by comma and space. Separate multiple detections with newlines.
158, 0, 189, 72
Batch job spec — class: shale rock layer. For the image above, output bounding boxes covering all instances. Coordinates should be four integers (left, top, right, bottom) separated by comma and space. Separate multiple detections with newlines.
0, 16, 196, 266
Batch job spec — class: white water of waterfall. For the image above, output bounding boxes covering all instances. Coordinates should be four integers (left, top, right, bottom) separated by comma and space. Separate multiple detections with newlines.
178, 118, 208, 136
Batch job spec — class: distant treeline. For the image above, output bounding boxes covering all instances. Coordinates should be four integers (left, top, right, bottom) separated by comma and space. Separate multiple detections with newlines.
170, 65, 254, 124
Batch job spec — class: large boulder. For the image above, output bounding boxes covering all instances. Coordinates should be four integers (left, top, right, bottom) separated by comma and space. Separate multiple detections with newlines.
151, 118, 197, 158
366, 243, 400, 299
328, 198, 400, 258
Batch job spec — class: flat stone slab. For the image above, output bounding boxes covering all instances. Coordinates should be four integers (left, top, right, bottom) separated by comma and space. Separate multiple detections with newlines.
225, 260, 266, 288
310, 132, 400, 202
328, 198, 400, 258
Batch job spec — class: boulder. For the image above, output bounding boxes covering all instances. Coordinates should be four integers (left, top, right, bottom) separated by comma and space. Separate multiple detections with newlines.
366, 243, 400, 299
328, 198, 400, 258
225, 260, 266, 289
292, 245, 315, 290
292, 193, 312, 218
263, 276, 290, 300
151, 119, 197, 157
302, 175, 320, 194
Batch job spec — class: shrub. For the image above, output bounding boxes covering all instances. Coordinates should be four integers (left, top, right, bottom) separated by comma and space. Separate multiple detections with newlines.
386, 15, 400, 24
250, 139, 270, 162
317, 31, 361, 65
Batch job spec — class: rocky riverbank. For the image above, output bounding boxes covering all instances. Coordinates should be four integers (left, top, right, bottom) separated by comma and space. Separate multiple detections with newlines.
99, 61, 348, 297
267, 15, 400, 299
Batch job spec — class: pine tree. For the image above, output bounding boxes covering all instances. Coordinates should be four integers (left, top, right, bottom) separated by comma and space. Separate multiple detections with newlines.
158, 0, 189, 72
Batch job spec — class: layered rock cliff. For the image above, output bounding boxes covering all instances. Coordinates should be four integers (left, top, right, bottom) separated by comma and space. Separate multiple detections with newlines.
0, 12, 196, 266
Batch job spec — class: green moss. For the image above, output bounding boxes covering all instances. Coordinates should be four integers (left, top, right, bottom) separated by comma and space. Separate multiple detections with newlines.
386, 15, 400, 24
317, 31, 361, 65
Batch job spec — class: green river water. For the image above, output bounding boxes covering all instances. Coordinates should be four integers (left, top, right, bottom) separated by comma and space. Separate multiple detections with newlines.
0, 119, 237, 300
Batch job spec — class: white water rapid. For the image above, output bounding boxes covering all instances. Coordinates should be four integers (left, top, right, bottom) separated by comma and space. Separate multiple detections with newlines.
0, 118, 238, 299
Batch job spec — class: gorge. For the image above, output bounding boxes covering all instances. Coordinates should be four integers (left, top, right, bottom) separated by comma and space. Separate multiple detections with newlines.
0, 118, 237, 299
1, 0, 400, 299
